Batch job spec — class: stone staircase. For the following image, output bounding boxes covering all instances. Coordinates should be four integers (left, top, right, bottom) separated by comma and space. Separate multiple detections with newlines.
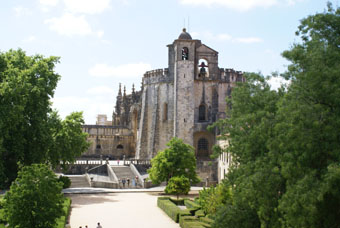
68, 175, 90, 188
111, 166, 140, 188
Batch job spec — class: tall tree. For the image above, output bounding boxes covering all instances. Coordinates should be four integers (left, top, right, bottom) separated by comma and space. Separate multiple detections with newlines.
213, 3, 340, 228
4, 164, 64, 228
148, 137, 200, 185
272, 3, 340, 227
212, 72, 284, 228
0, 49, 89, 188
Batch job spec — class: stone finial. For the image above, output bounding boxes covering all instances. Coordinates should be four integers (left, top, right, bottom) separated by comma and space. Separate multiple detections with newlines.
132, 83, 135, 93
118, 83, 122, 97
123, 86, 126, 97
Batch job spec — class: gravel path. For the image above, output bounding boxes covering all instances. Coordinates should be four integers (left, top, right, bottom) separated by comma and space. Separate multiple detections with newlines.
69, 193, 180, 228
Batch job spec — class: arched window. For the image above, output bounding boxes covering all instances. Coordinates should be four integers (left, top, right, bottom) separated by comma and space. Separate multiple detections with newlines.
199, 104, 206, 122
182, 47, 189, 60
117, 144, 124, 149
197, 138, 209, 157
198, 59, 209, 78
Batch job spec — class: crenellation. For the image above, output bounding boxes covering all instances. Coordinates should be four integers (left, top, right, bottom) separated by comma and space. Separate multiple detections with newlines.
83, 29, 244, 182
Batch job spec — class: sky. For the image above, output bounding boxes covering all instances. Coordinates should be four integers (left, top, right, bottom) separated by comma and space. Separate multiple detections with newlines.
0, 0, 334, 124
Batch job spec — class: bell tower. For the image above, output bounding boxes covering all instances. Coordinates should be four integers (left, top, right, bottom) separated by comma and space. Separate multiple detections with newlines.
171, 28, 197, 145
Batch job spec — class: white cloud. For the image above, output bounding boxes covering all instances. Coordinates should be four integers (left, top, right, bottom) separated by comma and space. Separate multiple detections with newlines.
22, 35, 37, 43
45, 13, 92, 36
97, 30, 104, 38
192, 31, 262, 44
179, 0, 277, 11
216, 33, 232, 41
89, 63, 152, 78
87, 86, 114, 95
233, 37, 263, 43
64, 0, 111, 14
267, 76, 289, 90
13, 6, 32, 16
52, 96, 113, 124
39, 0, 59, 6
179, 0, 303, 11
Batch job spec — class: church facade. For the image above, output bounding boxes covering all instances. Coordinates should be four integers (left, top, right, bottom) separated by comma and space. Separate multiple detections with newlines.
82, 29, 244, 181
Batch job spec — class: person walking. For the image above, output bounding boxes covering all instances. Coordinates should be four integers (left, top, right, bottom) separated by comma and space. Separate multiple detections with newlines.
122, 178, 126, 188
127, 178, 130, 187
97, 222, 103, 228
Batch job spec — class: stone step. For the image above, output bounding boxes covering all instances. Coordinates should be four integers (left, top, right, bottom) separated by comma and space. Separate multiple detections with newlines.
68, 175, 90, 188
111, 166, 140, 188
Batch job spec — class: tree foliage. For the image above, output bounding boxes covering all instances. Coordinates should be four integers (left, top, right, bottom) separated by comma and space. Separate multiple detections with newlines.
148, 137, 200, 185
213, 3, 340, 228
3, 164, 64, 228
0, 49, 89, 188
165, 176, 190, 199
196, 184, 231, 215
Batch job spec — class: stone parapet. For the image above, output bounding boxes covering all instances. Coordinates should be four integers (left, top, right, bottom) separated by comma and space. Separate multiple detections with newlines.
220, 68, 244, 83
143, 68, 173, 85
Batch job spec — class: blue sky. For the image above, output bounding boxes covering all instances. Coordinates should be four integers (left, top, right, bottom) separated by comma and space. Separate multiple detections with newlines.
0, 0, 332, 124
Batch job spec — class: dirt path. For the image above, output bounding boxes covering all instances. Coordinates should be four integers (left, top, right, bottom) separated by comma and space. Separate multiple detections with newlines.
69, 193, 179, 228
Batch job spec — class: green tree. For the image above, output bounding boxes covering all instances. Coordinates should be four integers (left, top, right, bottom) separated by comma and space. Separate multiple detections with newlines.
3, 164, 64, 228
48, 111, 90, 167
196, 184, 231, 215
165, 176, 190, 200
213, 3, 340, 228
271, 3, 340, 227
0, 49, 89, 188
212, 72, 284, 228
148, 137, 200, 185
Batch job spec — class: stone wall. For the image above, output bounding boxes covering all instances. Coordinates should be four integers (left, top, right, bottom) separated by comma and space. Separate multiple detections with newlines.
83, 125, 135, 159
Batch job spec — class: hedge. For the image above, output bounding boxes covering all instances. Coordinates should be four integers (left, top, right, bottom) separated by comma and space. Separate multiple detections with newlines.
195, 210, 205, 217
55, 197, 72, 228
180, 216, 207, 228
157, 197, 214, 227
158, 197, 182, 222
184, 199, 200, 209
200, 216, 213, 225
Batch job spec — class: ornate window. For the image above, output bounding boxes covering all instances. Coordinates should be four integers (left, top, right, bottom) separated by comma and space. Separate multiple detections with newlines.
182, 47, 189, 60
117, 144, 124, 149
199, 104, 206, 122
197, 138, 209, 157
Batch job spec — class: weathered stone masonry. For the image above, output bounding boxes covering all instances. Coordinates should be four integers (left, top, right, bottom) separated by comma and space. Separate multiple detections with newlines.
82, 29, 244, 181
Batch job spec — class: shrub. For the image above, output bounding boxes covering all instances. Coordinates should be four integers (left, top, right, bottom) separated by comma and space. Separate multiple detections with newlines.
58, 176, 71, 189
196, 184, 230, 215
199, 216, 213, 225
195, 210, 205, 217
4, 164, 64, 228
55, 197, 71, 228
184, 199, 201, 209
157, 197, 181, 222
180, 216, 207, 228
165, 176, 190, 200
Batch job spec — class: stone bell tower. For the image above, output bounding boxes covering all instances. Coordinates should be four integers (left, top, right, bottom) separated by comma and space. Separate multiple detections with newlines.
169, 28, 197, 146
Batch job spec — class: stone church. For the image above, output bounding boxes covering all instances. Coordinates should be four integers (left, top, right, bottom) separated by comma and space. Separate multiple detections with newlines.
82, 28, 244, 181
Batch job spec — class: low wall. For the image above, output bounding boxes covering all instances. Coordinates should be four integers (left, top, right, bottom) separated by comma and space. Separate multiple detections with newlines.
107, 164, 118, 182
86, 173, 119, 188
